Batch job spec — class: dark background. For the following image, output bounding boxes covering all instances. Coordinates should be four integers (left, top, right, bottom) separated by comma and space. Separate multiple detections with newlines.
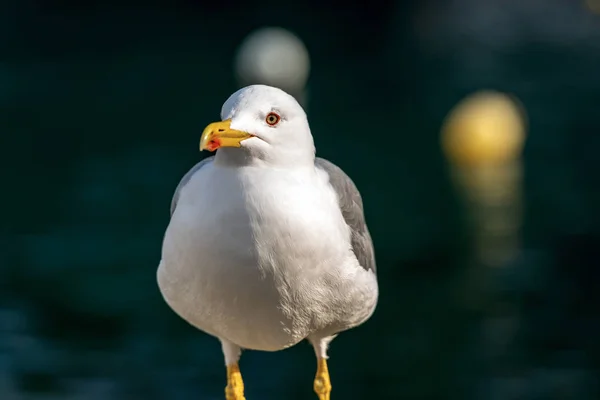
2, 0, 600, 399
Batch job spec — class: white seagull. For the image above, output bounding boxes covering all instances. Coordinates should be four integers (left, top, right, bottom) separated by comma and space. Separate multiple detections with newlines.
157, 85, 378, 400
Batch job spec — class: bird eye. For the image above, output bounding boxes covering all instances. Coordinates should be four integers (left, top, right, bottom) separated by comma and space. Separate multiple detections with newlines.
265, 112, 281, 126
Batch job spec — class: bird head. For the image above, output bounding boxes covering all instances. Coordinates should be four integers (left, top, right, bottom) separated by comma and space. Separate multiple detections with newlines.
199, 85, 315, 166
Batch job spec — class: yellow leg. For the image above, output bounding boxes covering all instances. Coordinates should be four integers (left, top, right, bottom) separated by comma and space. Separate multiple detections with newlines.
313, 358, 332, 400
225, 363, 246, 400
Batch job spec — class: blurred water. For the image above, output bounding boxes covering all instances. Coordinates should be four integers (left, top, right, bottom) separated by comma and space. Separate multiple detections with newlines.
3, 2, 600, 399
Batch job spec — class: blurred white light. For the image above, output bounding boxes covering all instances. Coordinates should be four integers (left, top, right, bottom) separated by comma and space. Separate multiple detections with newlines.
235, 27, 310, 94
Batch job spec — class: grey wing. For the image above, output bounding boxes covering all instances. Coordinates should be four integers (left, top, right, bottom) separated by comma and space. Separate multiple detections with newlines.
315, 157, 376, 273
170, 156, 215, 216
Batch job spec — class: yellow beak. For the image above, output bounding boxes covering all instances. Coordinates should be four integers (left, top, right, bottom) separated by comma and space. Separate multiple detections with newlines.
199, 119, 253, 152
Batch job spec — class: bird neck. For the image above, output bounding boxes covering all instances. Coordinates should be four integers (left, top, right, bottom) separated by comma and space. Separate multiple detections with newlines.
215, 147, 315, 169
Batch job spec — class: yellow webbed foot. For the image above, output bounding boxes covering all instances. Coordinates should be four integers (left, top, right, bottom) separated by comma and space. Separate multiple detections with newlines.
313, 358, 332, 400
225, 363, 246, 400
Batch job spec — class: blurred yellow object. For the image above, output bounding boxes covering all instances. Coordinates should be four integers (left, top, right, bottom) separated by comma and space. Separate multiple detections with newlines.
585, 0, 600, 15
441, 91, 526, 166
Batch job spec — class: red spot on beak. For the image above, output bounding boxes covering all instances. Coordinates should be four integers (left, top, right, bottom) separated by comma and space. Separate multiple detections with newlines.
206, 138, 221, 152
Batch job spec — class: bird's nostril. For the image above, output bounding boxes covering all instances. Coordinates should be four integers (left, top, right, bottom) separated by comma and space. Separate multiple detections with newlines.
218, 128, 225, 132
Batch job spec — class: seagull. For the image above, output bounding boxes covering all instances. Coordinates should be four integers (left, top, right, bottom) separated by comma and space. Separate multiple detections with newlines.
157, 84, 378, 400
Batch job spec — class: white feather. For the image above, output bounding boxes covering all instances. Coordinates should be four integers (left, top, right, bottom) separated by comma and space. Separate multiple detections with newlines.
158, 162, 377, 351
157, 84, 378, 355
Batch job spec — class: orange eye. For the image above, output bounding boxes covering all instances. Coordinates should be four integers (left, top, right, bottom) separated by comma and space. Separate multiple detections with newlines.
265, 112, 281, 126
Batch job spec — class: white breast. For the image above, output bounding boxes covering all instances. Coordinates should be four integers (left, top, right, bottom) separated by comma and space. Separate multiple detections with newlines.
158, 163, 378, 351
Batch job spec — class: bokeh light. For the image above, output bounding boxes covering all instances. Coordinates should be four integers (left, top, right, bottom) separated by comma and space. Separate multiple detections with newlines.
441, 91, 527, 166
235, 27, 310, 96
441, 91, 528, 267
585, 0, 600, 15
